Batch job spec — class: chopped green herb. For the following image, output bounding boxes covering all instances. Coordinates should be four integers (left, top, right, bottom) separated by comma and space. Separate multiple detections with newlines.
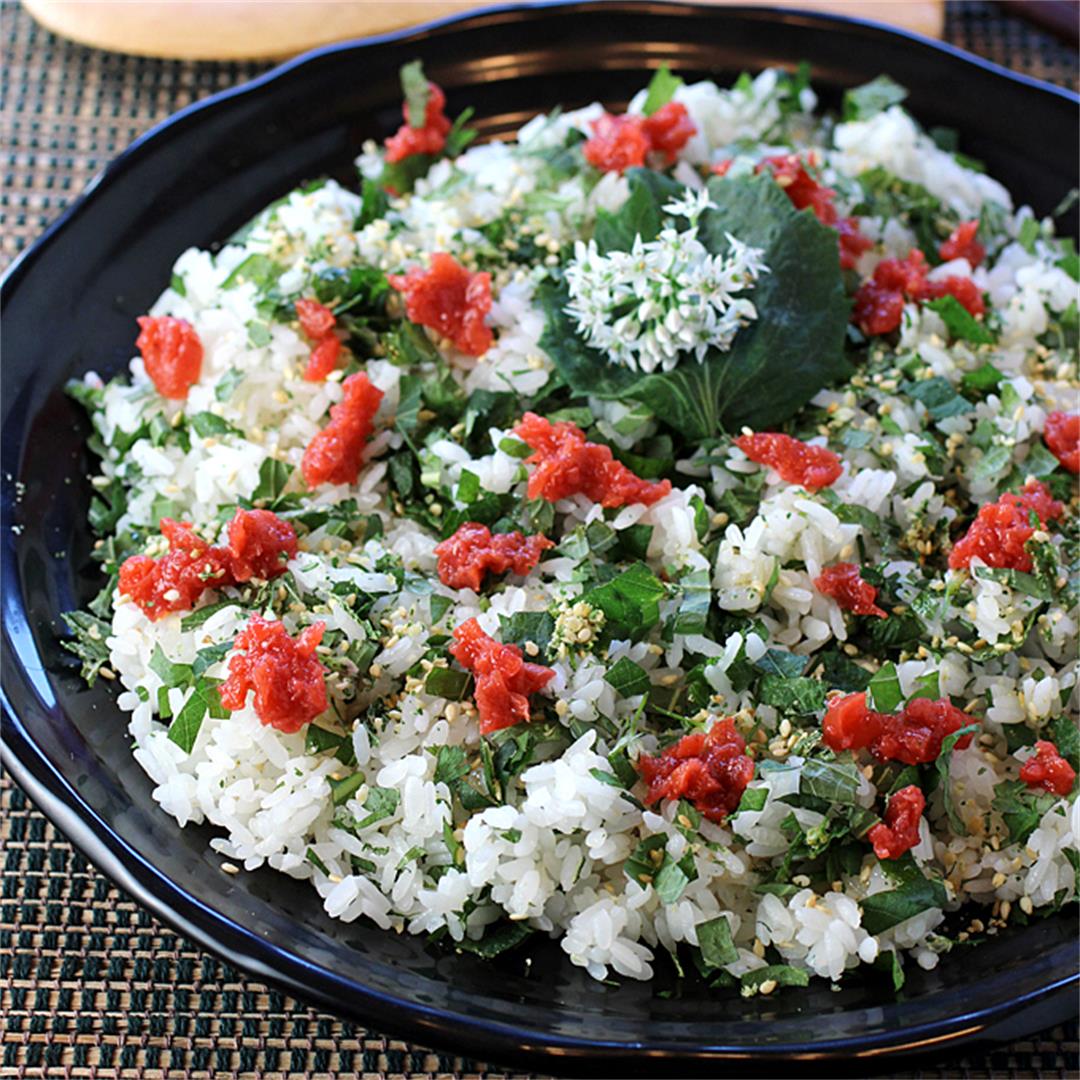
604, 656, 652, 698
924, 295, 995, 345
842, 75, 907, 121
697, 914, 738, 968
424, 667, 473, 701
329, 771, 366, 806
740, 964, 810, 992
642, 63, 684, 116
867, 661, 903, 713
60, 611, 112, 686
936, 722, 980, 834
400, 60, 431, 130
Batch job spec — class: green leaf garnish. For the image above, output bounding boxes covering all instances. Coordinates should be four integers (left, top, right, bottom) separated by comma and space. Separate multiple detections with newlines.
924, 295, 995, 344
842, 75, 908, 121
541, 172, 850, 438
400, 60, 430, 130
642, 63, 684, 116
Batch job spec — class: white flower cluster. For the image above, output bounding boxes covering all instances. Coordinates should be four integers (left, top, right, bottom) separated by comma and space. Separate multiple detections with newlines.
564, 189, 768, 374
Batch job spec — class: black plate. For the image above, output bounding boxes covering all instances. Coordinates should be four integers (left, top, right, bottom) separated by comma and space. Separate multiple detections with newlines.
2, 3, 1078, 1073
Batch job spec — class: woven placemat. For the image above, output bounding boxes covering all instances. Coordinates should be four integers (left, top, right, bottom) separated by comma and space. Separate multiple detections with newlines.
1, 1, 1077, 1076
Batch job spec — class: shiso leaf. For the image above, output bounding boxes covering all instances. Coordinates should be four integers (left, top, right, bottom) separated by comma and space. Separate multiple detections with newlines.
423, 666, 473, 701
731, 786, 769, 818
867, 661, 903, 713
60, 611, 113, 687
399, 60, 431, 130
696, 914, 738, 967
860, 854, 947, 934
936, 722, 981, 835
582, 562, 667, 641
592, 168, 682, 255
873, 949, 906, 991
757, 674, 826, 716
166, 677, 225, 753
753, 649, 807, 679
604, 656, 652, 698
800, 757, 861, 807
991, 779, 1057, 845
329, 771, 366, 806
740, 964, 810, 992
433, 745, 470, 786
924, 295, 996, 345
1049, 715, 1079, 770
624, 834, 668, 888
455, 920, 534, 958
251, 457, 294, 506
355, 786, 400, 829
642, 63, 684, 116
499, 611, 556, 653
842, 75, 908, 121
903, 376, 973, 423
653, 850, 698, 904
541, 172, 850, 438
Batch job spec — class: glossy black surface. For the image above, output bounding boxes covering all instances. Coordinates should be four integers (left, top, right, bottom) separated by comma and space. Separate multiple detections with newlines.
2, 4, 1078, 1072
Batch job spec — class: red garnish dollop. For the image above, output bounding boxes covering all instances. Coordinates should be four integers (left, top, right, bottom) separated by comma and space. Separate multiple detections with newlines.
822, 691, 977, 765
868, 785, 926, 860
1044, 411, 1080, 474
757, 153, 871, 269
296, 298, 336, 340
136, 316, 203, 399
641, 102, 697, 165
814, 563, 887, 618
852, 250, 927, 336
384, 80, 452, 164
636, 718, 755, 823
853, 249, 985, 336
119, 509, 300, 620
218, 615, 327, 734
305, 335, 342, 382
449, 617, 555, 735
118, 518, 233, 620
301, 371, 384, 488
295, 298, 342, 382
227, 508, 298, 583
834, 216, 875, 270
948, 480, 1064, 572
434, 522, 553, 592
918, 274, 985, 315
584, 114, 650, 173
1019, 740, 1077, 797
583, 102, 696, 174
938, 220, 985, 267
734, 431, 843, 491
514, 412, 672, 508
388, 252, 493, 357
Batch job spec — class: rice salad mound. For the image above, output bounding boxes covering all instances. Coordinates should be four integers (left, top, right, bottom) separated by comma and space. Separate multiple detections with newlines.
64, 63, 1079, 994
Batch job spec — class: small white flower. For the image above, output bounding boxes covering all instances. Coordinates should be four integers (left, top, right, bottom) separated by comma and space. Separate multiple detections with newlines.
563, 208, 767, 374
662, 187, 717, 225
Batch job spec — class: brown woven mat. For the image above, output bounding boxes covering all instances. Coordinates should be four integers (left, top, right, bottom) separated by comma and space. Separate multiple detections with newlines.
1, 1, 1078, 1075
